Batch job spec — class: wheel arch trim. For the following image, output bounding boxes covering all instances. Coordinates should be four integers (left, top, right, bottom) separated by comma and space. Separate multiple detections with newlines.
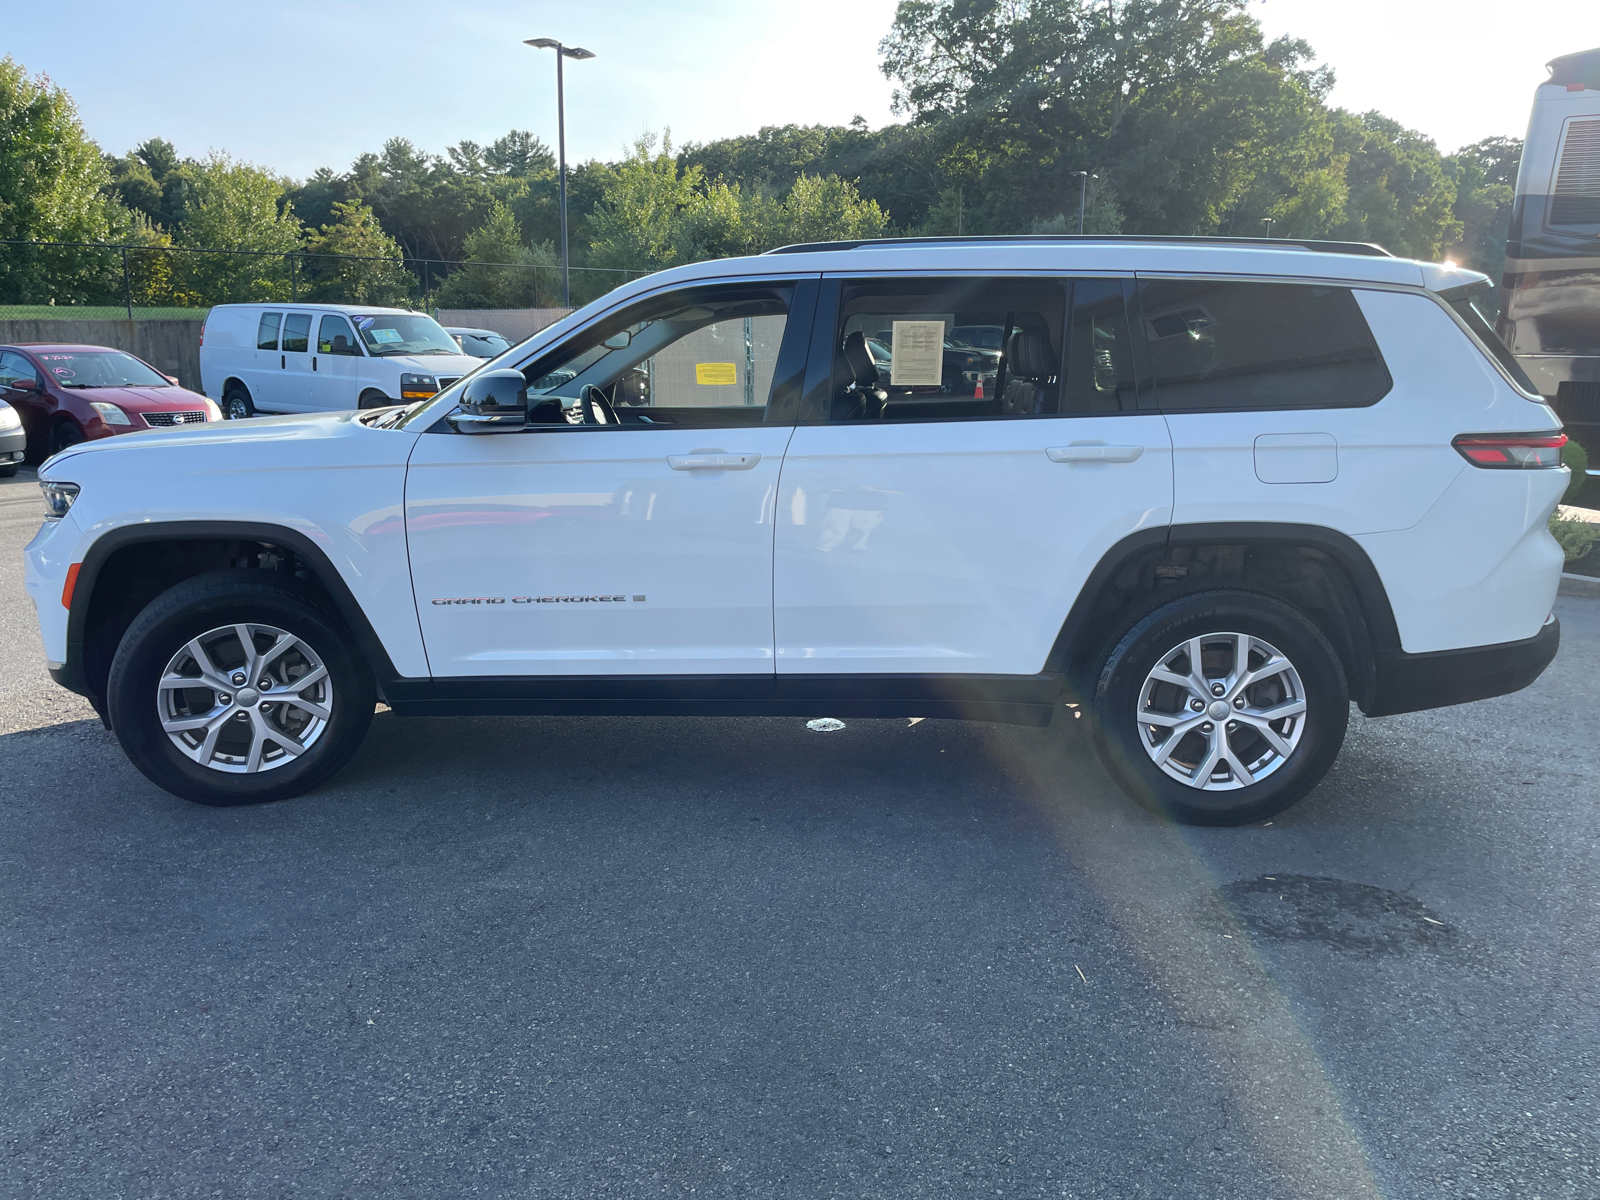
64, 520, 403, 696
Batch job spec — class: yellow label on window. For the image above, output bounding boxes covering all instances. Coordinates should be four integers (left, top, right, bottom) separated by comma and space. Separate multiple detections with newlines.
695, 362, 738, 385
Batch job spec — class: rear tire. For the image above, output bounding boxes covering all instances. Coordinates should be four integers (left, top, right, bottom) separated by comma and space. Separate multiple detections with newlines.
1088, 590, 1348, 826
107, 572, 375, 806
223, 386, 255, 420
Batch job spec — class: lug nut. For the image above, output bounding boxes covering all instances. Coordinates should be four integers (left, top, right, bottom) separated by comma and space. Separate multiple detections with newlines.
1190, 699, 1204, 712
1200, 722, 1214, 733
260, 678, 272, 690
231, 672, 247, 686
217, 693, 231, 706
1228, 720, 1238, 730
1211, 683, 1225, 696
234, 711, 250, 722
1234, 696, 1246, 708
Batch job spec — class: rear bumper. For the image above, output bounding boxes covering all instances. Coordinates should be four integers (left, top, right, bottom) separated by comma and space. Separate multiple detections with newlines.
1363, 617, 1560, 718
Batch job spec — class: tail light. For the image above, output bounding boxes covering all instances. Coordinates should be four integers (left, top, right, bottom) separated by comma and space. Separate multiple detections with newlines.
1452, 432, 1567, 468
198, 322, 205, 347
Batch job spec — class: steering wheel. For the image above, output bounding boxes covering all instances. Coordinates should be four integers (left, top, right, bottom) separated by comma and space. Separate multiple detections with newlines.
579, 384, 618, 425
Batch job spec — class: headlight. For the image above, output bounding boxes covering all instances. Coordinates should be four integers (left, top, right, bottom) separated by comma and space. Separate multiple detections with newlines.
41, 481, 79, 519
0, 403, 20, 432
400, 373, 439, 400
203, 398, 223, 422
90, 401, 132, 426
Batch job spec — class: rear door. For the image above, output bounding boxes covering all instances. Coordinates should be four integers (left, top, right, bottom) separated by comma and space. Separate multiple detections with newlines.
773, 275, 1173, 679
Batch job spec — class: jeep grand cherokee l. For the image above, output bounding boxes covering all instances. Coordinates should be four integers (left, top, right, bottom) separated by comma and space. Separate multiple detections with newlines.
25, 236, 1567, 825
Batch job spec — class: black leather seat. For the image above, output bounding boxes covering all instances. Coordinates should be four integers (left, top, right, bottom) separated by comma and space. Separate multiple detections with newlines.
832, 331, 888, 420
1000, 327, 1059, 415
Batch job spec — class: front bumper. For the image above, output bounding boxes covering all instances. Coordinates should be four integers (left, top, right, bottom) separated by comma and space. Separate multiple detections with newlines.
0, 425, 24, 464
1363, 616, 1560, 718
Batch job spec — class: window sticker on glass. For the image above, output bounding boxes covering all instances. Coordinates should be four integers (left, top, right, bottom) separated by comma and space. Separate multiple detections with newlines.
356, 317, 375, 329
695, 362, 738, 385
369, 327, 404, 344
890, 321, 945, 386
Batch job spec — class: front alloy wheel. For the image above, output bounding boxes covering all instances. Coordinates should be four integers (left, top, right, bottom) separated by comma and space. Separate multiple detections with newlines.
108, 572, 374, 805
158, 623, 333, 774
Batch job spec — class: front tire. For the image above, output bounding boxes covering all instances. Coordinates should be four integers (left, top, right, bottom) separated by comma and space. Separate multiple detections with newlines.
48, 420, 86, 455
358, 390, 393, 410
1088, 590, 1348, 826
107, 572, 375, 806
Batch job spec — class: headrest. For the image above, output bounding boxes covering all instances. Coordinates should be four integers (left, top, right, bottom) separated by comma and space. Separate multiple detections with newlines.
1006, 328, 1057, 380
842, 331, 879, 388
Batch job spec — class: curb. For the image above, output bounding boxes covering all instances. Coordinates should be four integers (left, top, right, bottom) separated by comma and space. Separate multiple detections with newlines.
1559, 572, 1600, 599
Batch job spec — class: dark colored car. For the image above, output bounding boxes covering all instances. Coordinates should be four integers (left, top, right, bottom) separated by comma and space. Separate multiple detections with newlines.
0, 344, 221, 460
445, 327, 513, 359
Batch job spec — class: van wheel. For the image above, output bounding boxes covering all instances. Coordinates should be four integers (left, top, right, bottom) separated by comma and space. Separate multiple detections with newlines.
1087, 590, 1348, 826
107, 571, 375, 806
223, 387, 255, 420
358, 390, 392, 409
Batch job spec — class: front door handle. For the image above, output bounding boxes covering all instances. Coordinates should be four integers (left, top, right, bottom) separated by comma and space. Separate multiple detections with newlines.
667, 453, 761, 471
1046, 444, 1145, 464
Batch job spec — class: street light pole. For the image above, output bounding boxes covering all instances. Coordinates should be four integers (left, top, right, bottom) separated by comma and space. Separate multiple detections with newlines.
525, 37, 595, 308
1071, 171, 1097, 234
1260, 217, 1276, 238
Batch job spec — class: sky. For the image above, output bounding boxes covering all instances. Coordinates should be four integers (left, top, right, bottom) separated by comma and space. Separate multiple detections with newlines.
5, 0, 1595, 179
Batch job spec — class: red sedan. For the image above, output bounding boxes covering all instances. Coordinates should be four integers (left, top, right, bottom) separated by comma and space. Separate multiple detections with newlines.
0, 343, 222, 460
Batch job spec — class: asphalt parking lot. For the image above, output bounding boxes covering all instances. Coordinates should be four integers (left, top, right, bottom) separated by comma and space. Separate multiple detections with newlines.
2, 464, 1596, 1200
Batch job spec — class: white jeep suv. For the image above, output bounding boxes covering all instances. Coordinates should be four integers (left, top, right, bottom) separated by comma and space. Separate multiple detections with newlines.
24, 237, 1569, 825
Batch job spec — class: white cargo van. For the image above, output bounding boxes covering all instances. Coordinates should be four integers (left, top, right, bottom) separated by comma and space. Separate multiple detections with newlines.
199, 303, 486, 418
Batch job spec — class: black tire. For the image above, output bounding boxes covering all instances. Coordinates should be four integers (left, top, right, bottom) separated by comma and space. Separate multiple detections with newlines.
358, 390, 393, 410
223, 386, 255, 420
107, 572, 375, 806
1088, 590, 1348, 826
0, 464, 17, 478
48, 420, 85, 455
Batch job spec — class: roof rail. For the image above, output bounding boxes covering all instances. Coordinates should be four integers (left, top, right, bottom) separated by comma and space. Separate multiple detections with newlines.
764, 234, 1395, 258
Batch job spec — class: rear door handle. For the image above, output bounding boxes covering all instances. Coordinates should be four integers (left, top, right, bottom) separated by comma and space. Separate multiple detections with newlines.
1046, 444, 1145, 464
667, 453, 761, 471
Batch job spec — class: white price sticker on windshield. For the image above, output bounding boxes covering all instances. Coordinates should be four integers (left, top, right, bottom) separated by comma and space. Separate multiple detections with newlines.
889, 321, 944, 386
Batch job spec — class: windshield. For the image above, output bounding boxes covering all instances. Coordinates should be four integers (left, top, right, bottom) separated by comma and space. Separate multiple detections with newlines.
352, 312, 462, 357
452, 330, 511, 359
35, 350, 169, 388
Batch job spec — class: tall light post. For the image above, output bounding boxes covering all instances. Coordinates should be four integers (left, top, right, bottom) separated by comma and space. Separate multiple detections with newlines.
524, 37, 595, 307
1072, 171, 1098, 234
1260, 216, 1276, 238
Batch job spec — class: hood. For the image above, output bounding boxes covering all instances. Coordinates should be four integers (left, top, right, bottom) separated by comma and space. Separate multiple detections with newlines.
61, 384, 213, 412
41, 409, 379, 474
386, 354, 482, 377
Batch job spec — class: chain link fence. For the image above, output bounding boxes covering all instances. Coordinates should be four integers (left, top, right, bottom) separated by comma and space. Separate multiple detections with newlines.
0, 239, 647, 320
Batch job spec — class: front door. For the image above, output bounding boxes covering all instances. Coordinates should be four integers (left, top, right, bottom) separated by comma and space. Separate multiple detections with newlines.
315, 313, 364, 410
406, 278, 813, 677
774, 276, 1173, 678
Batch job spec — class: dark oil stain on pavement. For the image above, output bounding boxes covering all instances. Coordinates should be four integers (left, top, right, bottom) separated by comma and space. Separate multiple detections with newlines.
1212, 874, 1459, 956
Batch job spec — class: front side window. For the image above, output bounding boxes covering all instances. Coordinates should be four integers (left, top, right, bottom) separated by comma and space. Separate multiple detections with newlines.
509, 283, 796, 428
1139, 279, 1391, 411
824, 277, 1066, 422
281, 313, 312, 354
0, 351, 40, 389
317, 315, 361, 356
256, 312, 281, 351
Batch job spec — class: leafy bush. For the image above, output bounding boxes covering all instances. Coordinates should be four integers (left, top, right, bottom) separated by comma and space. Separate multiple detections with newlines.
1563, 437, 1589, 504
1550, 514, 1598, 562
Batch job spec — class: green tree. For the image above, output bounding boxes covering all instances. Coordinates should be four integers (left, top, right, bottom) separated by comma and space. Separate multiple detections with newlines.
0, 56, 126, 303
300, 201, 414, 305
1444, 136, 1521, 293
175, 153, 303, 303
434, 201, 558, 308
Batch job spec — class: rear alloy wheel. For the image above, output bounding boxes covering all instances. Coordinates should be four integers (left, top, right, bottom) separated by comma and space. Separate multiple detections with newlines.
223, 387, 255, 420
1089, 590, 1348, 826
108, 572, 375, 805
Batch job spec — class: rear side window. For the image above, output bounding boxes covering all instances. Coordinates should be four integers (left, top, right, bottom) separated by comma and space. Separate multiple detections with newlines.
256, 312, 281, 350
1062, 279, 1137, 413
1138, 279, 1391, 411
281, 313, 312, 354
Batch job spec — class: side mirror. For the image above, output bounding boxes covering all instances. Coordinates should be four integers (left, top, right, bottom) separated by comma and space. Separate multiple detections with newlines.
446, 368, 528, 434
603, 331, 632, 350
